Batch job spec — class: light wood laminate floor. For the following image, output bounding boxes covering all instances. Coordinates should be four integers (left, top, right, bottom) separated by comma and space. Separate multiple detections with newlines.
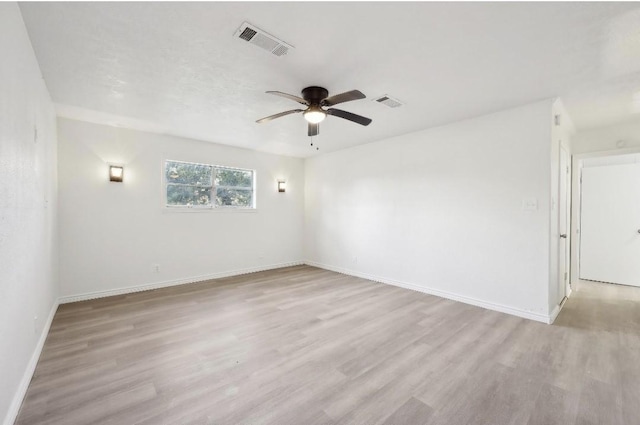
15, 266, 640, 425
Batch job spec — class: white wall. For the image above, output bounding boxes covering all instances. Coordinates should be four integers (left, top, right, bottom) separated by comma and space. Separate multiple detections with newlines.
573, 119, 640, 154
57, 118, 304, 299
305, 100, 555, 321
0, 4, 59, 425
582, 152, 640, 167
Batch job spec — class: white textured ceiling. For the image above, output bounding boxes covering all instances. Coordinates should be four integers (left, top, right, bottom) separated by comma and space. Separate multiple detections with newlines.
19, 2, 640, 157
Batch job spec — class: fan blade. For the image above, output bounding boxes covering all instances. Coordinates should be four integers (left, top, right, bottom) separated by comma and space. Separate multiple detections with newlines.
256, 109, 303, 124
266, 91, 309, 105
321, 90, 366, 107
308, 123, 319, 137
326, 108, 372, 126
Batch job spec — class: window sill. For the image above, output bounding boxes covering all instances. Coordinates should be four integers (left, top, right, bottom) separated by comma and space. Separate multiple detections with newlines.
162, 207, 258, 214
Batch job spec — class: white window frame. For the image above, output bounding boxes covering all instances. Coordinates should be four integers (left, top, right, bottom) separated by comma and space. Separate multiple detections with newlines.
163, 159, 256, 211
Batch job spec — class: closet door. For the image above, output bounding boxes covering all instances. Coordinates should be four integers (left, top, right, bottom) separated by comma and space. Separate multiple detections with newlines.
580, 163, 640, 287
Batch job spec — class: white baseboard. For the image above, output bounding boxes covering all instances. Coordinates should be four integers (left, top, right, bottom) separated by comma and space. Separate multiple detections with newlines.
305, 261, 554, 324
4, 300, 59, 425
548, 304, 561, 324
59, 261, 304, 304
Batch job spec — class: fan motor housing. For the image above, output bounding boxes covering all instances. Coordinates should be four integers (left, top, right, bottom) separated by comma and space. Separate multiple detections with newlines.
302, 86, 329, 104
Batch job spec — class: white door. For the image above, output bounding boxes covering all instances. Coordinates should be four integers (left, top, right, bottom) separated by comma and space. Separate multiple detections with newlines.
558, 146, 570, 303
580, 163, 640, 287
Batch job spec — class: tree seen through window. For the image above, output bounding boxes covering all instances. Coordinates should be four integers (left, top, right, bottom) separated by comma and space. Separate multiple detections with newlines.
165, 161, 254, 208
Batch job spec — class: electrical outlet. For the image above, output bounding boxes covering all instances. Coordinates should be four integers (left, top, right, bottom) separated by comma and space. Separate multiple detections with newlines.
151, 264, 160, 273
353, 256, 358, 264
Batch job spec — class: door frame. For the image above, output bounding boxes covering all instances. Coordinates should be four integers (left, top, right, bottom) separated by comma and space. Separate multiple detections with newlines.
558, 145, 571, 305
570, 146, 640, 288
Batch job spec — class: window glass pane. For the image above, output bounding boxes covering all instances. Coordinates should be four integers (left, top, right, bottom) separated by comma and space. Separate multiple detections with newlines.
166, 161, 212, 186
167, 185, 212, 207
216, 188, 253, 207
165, 160, 255, 209
215, 168, 253, 188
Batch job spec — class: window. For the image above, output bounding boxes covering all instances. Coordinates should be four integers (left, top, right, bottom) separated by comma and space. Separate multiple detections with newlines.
165, 160, 255, 209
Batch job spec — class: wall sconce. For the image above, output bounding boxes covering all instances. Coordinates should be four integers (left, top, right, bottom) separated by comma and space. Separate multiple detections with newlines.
109, 165, 124, 182
278, 180, 286, 193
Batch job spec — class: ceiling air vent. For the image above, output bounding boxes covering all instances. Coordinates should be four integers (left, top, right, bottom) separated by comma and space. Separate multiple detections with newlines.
374, 95, 403, 108
234, 22, 293, 57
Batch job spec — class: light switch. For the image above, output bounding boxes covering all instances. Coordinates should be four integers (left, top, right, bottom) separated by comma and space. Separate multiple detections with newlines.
522, 198, 538, 211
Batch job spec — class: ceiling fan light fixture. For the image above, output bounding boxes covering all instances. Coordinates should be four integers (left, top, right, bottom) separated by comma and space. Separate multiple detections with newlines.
257, 87, 371, 137
303, 107, 326, 124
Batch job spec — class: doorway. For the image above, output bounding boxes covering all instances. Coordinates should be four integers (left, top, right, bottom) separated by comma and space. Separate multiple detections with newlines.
579, 154, 640, 287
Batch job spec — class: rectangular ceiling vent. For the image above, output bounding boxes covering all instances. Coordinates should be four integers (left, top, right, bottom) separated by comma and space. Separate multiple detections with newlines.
234, 22, 293, 57
374, 95, 403, 108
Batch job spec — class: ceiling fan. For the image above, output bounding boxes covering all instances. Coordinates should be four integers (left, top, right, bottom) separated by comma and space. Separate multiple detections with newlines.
256, 86, 372, 136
